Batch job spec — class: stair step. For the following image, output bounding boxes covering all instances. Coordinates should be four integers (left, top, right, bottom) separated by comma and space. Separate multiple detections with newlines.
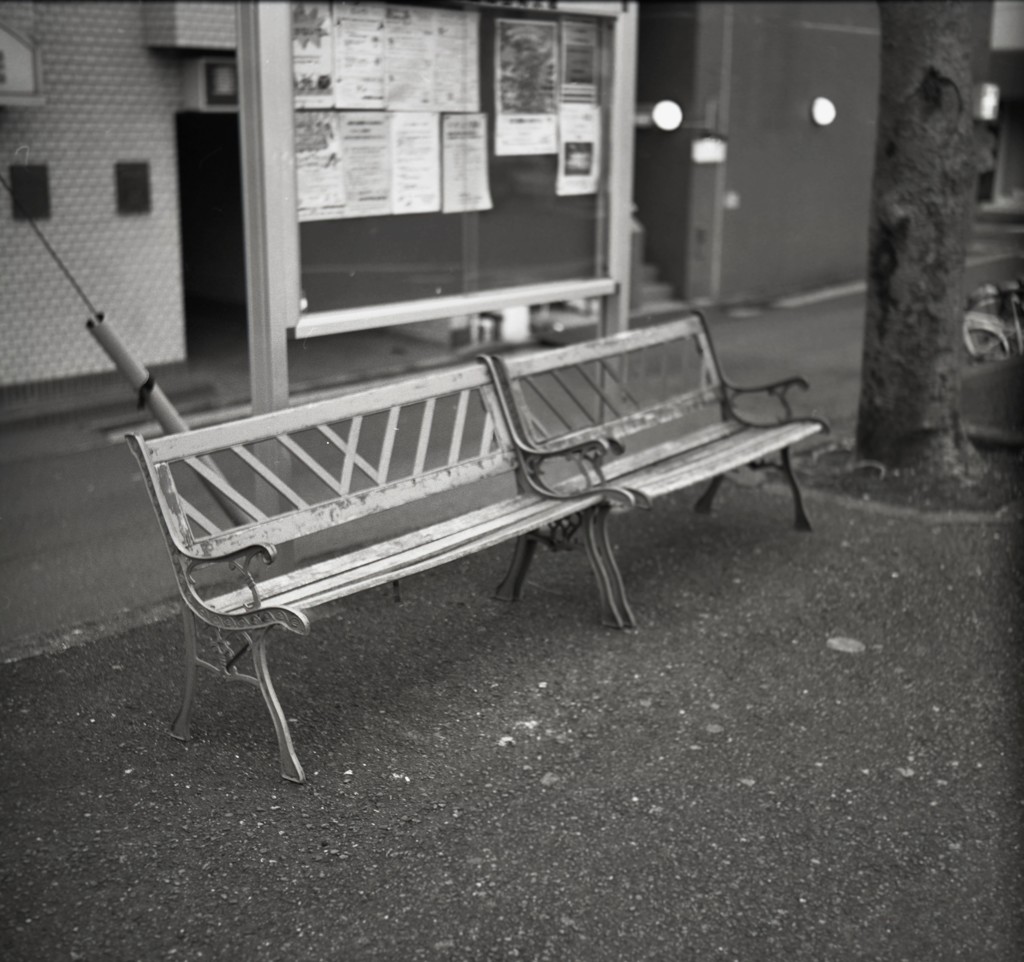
630, 299, 693, 326
641, 280, 676, 302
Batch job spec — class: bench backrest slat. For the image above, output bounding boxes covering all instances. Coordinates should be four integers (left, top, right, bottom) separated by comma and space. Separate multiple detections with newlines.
130, 362, 519, 560
179, 491, 223, 540
448, 389, 470, 466
413, 396, 437, 474
277, 433, 345, 496
229, 443, 310, 511
145, 363, 494, 462
500, 313, 726, 455
183, 456, 268, 523
505, 313, 712, 379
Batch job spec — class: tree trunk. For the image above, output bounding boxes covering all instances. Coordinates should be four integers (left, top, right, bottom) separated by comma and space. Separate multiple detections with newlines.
855, 0, 978, 473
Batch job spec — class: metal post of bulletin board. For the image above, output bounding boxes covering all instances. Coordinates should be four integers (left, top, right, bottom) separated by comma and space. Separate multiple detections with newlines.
237, 1, 299, 413
605, 2, 638, 336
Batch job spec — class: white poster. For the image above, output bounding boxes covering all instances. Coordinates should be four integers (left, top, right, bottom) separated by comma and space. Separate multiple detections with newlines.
495, 19, 558, 156
556, 104, 600, 196
333, 2, 386, 109
390, 112, 441, 214
295, 112, 346, 221
338, 112, 392, 217
559, 19, 599, 105
384, 5, 436, 110
434, 8, 481, 113
292, 1, 335, 109
442, 114, 492, 214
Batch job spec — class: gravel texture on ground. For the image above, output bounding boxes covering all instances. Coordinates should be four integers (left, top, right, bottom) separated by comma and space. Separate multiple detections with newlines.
795, 439, 1024, 516
2, 482, 1022, 961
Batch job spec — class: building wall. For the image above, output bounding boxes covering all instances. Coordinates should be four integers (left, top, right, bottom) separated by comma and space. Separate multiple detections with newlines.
634, 3, 699, 301
719, 2, 880, 302
142, 1, 236, 51
0, 1, 186, 388
635, 2, 881, 306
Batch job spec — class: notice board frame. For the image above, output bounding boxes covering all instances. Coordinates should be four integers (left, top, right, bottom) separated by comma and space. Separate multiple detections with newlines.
279, 0, 637, 341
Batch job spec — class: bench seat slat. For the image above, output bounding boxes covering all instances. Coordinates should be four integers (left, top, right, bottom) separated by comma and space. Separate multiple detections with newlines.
182, 450, 517, 559
206, 491, 602, 615
607, 421, 823, 500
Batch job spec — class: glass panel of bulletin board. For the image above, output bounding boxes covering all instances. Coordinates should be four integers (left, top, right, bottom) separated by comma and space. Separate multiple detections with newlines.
291, 1, 615, 318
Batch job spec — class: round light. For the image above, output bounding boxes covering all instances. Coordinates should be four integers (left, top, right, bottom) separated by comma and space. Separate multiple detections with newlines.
810, 97, 837, 127
651, 100, 684, 132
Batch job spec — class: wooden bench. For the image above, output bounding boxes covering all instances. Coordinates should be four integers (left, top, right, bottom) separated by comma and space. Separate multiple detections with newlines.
481, 312, 829, 627
127, 361, 642, 783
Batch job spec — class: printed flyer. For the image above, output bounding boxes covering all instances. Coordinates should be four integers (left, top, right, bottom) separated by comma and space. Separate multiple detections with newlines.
332, 1, 386, 109
559, 19, 598, 105
384, 5, 436, 110
292, 1, 335, 109
390, 112, 441, 214
434, 8, 481, 113
295, 111, 346, 221
442, 114, 492, 214
556, 103, 600, 196
337, 112, 392, 217
494, 19, 558, 155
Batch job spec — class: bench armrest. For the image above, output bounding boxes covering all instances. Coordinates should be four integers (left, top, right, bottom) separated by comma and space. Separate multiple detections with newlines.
719, 374, 828, 430
479, 354, 624, 459
516, 447, 652, 510
176, 542, 310, 635
479, 354, 649, 510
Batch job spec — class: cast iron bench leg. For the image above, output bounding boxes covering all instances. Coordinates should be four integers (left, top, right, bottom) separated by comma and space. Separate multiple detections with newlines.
780, 447, 813, 531
694, 474, 725, 515
171, 604, 199, 742
583, 504, 637, 629
494, 534, 538, 602
251, 631, 305, 784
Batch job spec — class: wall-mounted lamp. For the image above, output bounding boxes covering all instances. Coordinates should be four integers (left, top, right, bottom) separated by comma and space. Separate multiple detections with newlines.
635, 99, 684, 131
810, 97, 837, 127
650, 100, 684, 132
973, 83, 999, 122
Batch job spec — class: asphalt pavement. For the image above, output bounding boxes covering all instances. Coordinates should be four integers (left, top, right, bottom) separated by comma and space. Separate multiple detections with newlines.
1, 251, 1023, 961
2, 474, 1021, 961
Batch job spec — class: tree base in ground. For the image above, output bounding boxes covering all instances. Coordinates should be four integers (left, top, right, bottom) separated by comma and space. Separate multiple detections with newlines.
796, 440, 1023, 514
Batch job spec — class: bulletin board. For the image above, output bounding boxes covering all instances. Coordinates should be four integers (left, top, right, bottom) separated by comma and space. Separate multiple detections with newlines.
288, 1, 635, 337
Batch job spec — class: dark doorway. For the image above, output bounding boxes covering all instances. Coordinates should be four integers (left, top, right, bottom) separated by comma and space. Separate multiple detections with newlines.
175, 112, 247, 358
634, 3, 699, 302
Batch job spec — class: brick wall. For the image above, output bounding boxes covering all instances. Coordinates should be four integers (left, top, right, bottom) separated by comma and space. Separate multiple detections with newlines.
143, 1, 237, 51
1, 1, 187, 387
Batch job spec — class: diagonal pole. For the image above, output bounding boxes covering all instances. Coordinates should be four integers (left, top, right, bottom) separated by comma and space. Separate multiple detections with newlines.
1, 171, 252, 525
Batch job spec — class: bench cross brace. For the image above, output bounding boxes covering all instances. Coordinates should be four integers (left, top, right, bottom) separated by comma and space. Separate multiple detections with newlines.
171, 605, 305, 783
494, 507, 636, 629
693, 447, 812, 531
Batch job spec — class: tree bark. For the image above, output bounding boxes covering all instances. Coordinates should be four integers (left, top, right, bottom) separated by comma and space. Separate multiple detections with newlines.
855, 0, 978, 473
